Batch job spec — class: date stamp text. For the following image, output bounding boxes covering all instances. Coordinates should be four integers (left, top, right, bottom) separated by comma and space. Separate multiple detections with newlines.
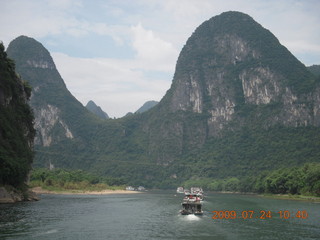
211, 210, 308, 220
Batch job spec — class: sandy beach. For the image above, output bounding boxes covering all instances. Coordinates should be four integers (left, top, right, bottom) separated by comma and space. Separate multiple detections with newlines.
32, 187, 143, 195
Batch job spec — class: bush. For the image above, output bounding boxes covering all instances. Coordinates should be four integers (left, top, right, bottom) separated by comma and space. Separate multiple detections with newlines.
30, 168, 125, 191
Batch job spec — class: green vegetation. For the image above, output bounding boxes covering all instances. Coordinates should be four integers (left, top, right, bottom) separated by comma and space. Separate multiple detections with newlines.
5, 14, 320, 192
177, 11, 318, 96
30, 168, 126, 192
253, 163, 320, 196
28, 117, 320, 190
175, 126, 320, 179
85, 100, 109, 119
180, 163, 320, 197
0, 42, 35, 189
308, 65, 320, 77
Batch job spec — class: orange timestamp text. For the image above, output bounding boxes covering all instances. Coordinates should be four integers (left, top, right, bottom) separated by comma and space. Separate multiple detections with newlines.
211, 210, 308, 220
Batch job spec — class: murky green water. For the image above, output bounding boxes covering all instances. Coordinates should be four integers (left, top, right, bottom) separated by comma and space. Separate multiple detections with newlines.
0, 192, 319, 239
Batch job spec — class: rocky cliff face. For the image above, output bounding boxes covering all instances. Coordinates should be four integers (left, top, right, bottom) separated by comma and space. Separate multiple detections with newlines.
146, 11, 319, 162
174, 12, 318, 127
7, 36, 77, 147
34, 104, 74, 146
0, 42, 35, 189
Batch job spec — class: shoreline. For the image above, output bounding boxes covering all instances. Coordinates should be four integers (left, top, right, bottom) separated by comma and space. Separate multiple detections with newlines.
31, 187, 143, 195
0, 186, 39, 203
258, 193, 320, 202
207, 191, 320, 202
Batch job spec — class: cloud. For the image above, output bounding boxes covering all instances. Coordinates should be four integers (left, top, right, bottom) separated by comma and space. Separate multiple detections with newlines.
131, 23, 179, 72
1, 0, 83, 45
51, 52, 171, 117
1, 0, 126, 46
45, 0, 82, 9
89, 23, 129, 46
1, 0, 319, 117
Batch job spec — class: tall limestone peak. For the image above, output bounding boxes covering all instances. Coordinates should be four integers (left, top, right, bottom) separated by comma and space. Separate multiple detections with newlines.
0, 42, 35, 188
7, 36, 64, 88
172, 11, 314, 97
7, 36, 55, 68
7, 36, 97, 148
147, 11, 320, 163
163, 11, 318, 132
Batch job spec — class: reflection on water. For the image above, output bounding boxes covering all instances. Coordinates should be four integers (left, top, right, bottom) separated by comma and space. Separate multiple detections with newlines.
0, 192, 319, 240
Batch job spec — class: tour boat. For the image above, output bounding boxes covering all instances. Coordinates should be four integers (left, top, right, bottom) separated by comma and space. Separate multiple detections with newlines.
180, 197, 203, 215
180, 192, 203, 215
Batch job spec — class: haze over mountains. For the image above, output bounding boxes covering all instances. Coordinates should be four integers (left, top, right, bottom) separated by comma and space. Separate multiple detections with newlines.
135, 100, 159, 114
5, 11, 320, 188
85, 99, 159, 119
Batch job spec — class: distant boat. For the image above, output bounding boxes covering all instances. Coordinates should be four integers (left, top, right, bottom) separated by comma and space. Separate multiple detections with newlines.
176, 187, 184, 193
137, 186, 146, 191
125, 186, 135, 191
184, 189, 190, 195
190, 187, 203, 194
190, 187, 204, 201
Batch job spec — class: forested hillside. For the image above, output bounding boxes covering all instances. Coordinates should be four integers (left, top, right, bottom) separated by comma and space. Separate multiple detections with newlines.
308, 65, 320, 77
86, 100, 109, 119
6, 12, 320, 190
0, 43, 35, 188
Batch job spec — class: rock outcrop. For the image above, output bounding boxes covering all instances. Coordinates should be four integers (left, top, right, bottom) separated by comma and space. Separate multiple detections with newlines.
7, 36, 87, 147
0, 42, 36, 198
0, 187, 39, 203
168, 11, 318, 130
145, 11, 320, 163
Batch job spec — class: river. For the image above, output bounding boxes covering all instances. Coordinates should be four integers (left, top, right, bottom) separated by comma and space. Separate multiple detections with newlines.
0, 191, 319, 239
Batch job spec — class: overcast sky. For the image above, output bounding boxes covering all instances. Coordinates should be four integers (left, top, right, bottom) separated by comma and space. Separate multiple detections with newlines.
1, 0, 320, 118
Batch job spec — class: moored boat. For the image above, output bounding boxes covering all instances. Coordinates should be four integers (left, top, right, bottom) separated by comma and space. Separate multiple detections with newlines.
137, 186, 146, 191
176, 187, 184, 193
125, 186, 135, 191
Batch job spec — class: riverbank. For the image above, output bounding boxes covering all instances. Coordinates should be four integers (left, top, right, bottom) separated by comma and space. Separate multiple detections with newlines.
32, 187, 143, 195
208, 190, 320, 202
259, 193, 320, 202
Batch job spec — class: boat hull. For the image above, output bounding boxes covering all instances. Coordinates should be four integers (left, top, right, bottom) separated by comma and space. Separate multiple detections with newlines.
180, 201, 203, 215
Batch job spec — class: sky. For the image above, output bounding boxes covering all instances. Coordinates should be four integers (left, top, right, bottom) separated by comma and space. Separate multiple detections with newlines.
1, 0, 320, 118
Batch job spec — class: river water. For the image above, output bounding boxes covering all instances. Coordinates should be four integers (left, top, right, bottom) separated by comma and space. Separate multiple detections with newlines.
0, 191, 319, 240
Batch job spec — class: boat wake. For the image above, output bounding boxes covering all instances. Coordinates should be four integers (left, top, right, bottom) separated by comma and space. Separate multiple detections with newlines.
182, 214, 201, 221
45, 229, 58, 234
33, 229, 58, 237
